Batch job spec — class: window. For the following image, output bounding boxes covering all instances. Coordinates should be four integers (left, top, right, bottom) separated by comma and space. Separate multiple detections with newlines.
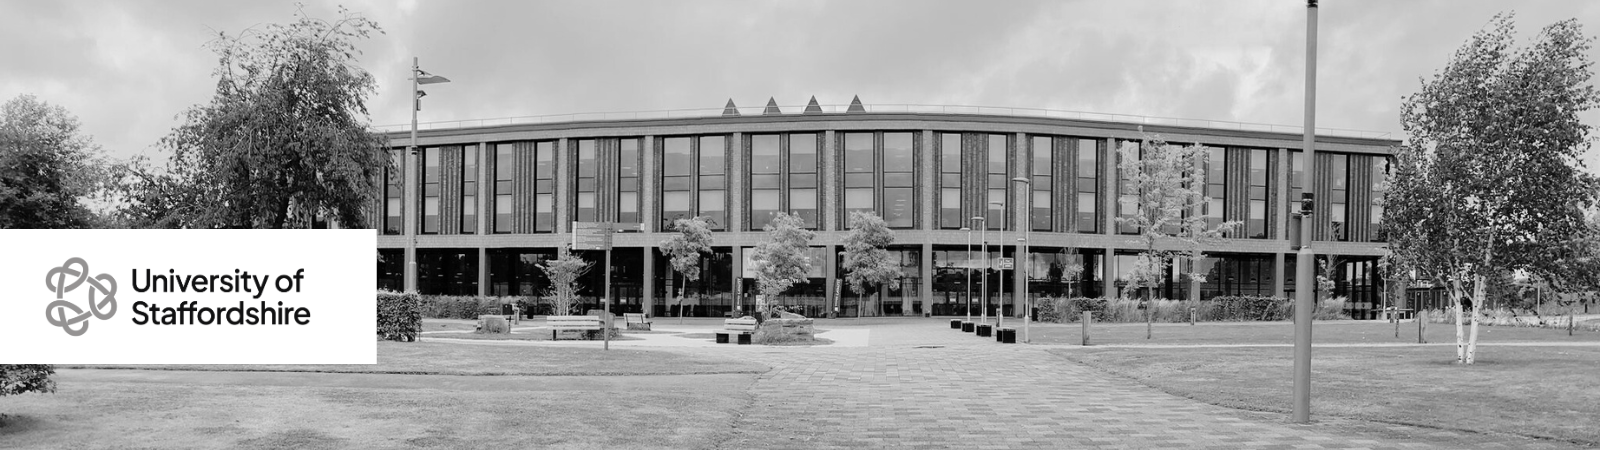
462, 146, 476, 234
1031, 136, 1052, 231
699, 136, 727, 230
1371, 157, 1389, 241
1330, 154, 1349, 241
1076, 139, 1098, 233
385, 149, 403, 235
843, 133, 875, 220
1289, 151, 1304, 215
661, 137, 692, 229
1118, 140, 1140, 235
789, 133, 819, 228
749, 134, 781, 230
939, 133, 962, 229
575, 139, 597, 222
1248, 148, 1267, 239
882, 132, 914, 228
534, 141, 555, 232
987, 134, 1008, 226
493, 144, 513, 233
1206, 147, 1225, 231
422, 147, 440, 234
618, 138, 641, 226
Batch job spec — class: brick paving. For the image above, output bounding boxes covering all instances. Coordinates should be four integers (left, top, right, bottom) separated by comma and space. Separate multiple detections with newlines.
672, 320, 1580, 450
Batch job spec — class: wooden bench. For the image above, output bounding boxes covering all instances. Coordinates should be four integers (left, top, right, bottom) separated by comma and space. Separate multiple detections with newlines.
624, 313, 652, 331
547, 315, 603, 340
714, 318, 758, 345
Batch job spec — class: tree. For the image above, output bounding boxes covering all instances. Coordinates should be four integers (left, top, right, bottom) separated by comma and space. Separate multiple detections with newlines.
0, 364, 56, 425
0, 95, 106, 229
122, 7, 388, 229
841, 210, 900, 317
1115, 136, 1240, 339
660, 216, 713, 322
537, 250, 594, 316
749, 212, 815, 316
1389, 14, 1600, 364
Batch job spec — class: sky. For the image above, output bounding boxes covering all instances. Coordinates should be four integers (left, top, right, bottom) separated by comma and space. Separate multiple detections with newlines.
3, 0, 1599, 165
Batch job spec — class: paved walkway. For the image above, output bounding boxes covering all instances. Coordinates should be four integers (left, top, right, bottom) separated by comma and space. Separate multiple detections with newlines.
423, 320, 1583, 449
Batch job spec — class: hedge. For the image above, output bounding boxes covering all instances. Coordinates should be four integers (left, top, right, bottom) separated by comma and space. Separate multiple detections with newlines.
377, 291, 422, 342
1035, 296, 1298, 323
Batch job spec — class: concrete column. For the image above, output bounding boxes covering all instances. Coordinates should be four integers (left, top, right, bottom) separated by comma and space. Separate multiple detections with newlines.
921, 130, 935, 231
643, 246, 655, 317
730, 132, 744, 233
1273, 252, 1286, 299
476, 142, 489, 297
477, 248, 488, 297
825, 244, 838, 317
642, 135, 655, 232
1103, 245, 1117, 299
1015, 132, 1028, 317
919, 242, 933, 316
1103, 138, 1117, 236
554, 138, 569, 234
822, 130, 837, 231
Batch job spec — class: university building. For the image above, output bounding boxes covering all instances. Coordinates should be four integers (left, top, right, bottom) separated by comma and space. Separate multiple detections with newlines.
372, 99, 1398, 318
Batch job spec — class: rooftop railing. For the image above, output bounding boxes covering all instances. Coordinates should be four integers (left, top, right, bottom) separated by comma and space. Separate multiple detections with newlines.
374, 103, 1394, 140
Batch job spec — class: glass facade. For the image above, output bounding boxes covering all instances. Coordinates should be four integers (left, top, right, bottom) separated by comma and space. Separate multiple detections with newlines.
789, 133, 819, 228
575, 139, 597, 222
698, 136, 727, 230
1371, 157, 1388, 240
1031, 136, 1052, 231
1248, 148, 1267, 239
377, 249, 403, 291
662, 137, 693, 229
487, 248, 553, 297
1330, 154, 1349, 241
749, 134, 781, 230
843, 132, 875, 222
1205, 147, 1225, 231
385, 149, 403, 235
654, 248, 734, 317
986, 134, 1007, 227
535, 141, 554, 232
619, 138, 641, 225
1076, 139, 1098, 233
883, 132, 915, 228
939, 133, 963, 229
422, 147, 440, 234
416, 249, 477, 295
1118, 141, 1140, 235
462, 145, 476, 233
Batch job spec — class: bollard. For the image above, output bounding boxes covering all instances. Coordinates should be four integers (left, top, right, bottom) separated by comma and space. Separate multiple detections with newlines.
1081, 311, 1091, 346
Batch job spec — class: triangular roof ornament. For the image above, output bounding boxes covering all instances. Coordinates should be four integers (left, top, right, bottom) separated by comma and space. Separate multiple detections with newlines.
763, 97, 782, 115
803, 96, 823, 114
847, 95, 865, 113
722, 99, 741, 117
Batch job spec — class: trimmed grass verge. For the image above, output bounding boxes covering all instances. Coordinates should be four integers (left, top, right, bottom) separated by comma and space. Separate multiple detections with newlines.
1026, 319, 1599, 346
64, 341, 767, 376
1050, 345, 1600, 447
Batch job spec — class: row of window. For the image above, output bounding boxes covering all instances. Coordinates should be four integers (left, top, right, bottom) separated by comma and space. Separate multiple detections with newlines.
380, 134, 1386, 241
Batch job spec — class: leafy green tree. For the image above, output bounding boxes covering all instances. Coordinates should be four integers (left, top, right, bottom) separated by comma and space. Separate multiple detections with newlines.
660, 216, 713, 322
1, 364, 56, 424
1388, 14, 1600, 364
749, 212, 815, 316
1115, 136, 1239, 338
841, 210, 900, 317
537, 249, 594, 316
123, 7, 388, 228
0, 95, 105, 229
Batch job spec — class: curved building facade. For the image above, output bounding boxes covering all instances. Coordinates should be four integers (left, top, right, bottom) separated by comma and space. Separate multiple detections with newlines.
375, 105, 1398, 318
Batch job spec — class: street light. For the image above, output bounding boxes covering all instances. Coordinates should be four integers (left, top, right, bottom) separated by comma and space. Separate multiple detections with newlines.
973, 216, 987, 325
406, 57, 449, 294
961, 227, 972, 325
989, 200, 1006, 329
1013, 176, 1031, 343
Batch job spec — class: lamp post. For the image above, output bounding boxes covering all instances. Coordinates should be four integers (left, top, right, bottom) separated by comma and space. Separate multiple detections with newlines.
1292, 0, 1319, 424
973, 216, 987, 325
1013, 177, 1031, 342
406, 57, 450, 293
990, 200, 1006, 328
961, 227, 972, 324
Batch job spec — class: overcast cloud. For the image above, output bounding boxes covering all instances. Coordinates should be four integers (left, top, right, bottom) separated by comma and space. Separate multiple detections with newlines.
3, 0, 1598, 164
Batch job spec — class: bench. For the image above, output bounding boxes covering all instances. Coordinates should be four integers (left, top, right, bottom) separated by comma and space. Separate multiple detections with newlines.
547, 315, 603, 340
714, 318, 758, 345
624, 313, 652, 331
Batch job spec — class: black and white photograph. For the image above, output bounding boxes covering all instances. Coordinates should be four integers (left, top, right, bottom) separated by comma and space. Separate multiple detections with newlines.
2, 1, 1599, 449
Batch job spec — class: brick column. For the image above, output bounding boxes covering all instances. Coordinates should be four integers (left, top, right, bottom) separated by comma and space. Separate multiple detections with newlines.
920, 241, 933, 316
1104, 245, 1117, 299
476, 142, 489, 297
643, 246, 655, 317
1273, 252, 1286, 299
822, 130, 837, 231
642, 135, 656, 232
554, 138, 569, 234
730, 132, 744, 233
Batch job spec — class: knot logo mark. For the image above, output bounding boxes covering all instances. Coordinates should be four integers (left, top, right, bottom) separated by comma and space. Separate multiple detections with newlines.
45, 257, 117, 336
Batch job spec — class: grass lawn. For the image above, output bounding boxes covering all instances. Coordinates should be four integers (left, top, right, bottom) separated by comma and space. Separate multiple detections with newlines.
64, 341, 767, 376
0, 369, 752, 449
1050, 345, 1600, 446
1025, 319, 1600, 346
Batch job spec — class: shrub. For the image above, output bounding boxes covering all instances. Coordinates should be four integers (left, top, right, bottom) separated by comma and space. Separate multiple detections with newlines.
418, 295, 521, 319
0, 364, 56, 396
377, 291, 422, 342
1208, 296, 1292, 322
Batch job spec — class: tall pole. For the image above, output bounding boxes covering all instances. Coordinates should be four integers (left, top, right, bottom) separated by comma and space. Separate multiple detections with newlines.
963, 227, 973, 324
1292, 0, 1319, 424
406, 57, 419, 293
997, 203, 1006, 329
1013, 177, 1032, 342
978, 217, 988, 325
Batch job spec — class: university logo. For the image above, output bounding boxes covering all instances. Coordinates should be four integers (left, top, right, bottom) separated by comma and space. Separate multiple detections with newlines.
44, 257, 118, 336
